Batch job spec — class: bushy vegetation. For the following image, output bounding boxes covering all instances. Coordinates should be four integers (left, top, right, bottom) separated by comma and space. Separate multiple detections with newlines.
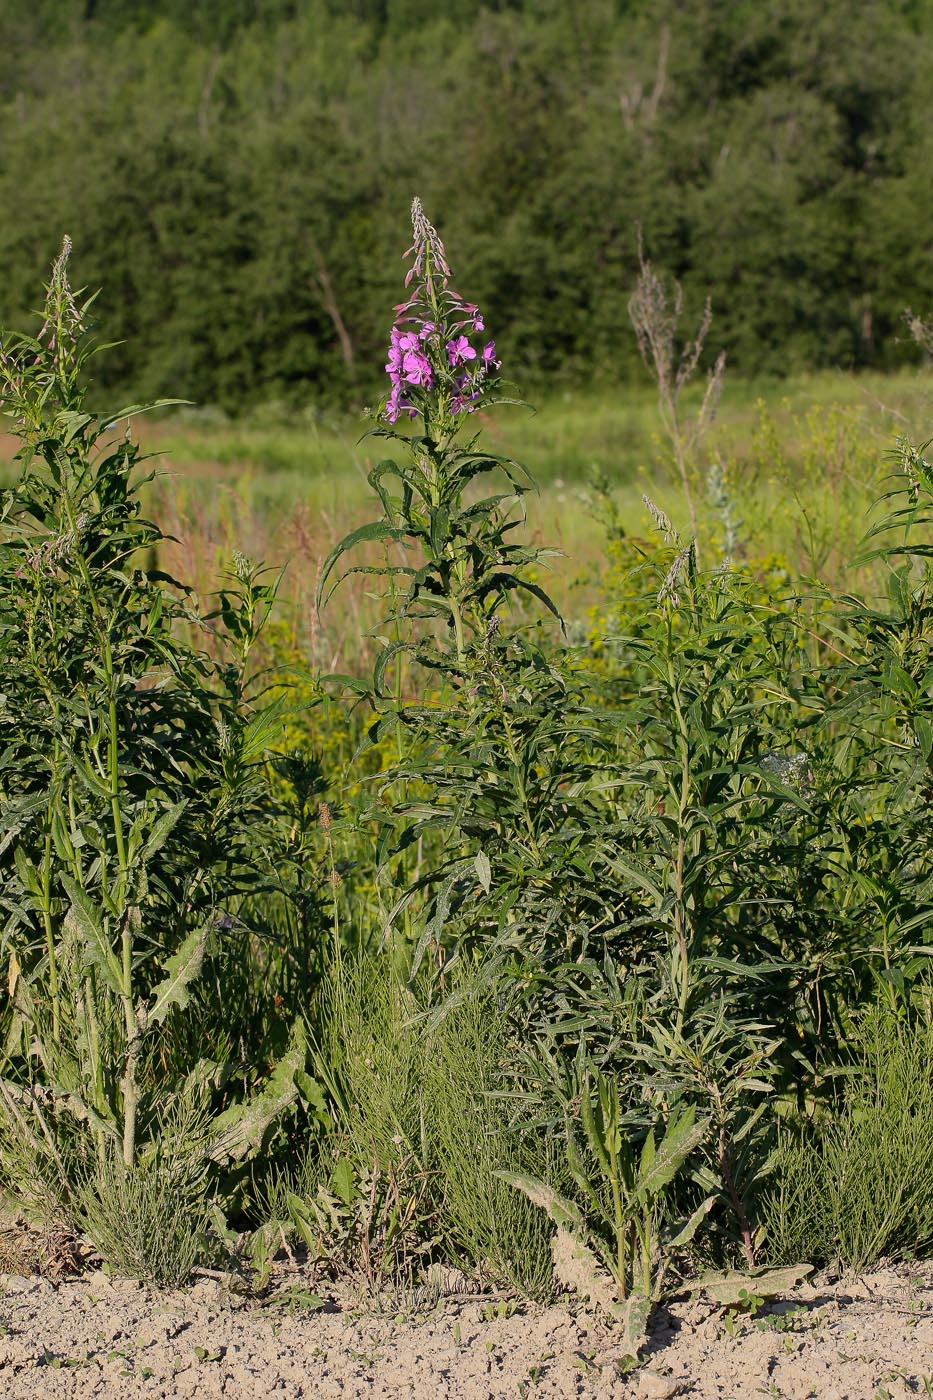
1, 205, 932, 1358
1, 0, 932, 408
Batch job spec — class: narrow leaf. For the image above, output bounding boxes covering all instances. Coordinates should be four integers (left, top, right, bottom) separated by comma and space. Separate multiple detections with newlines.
497, 1170, 584, 1232
61, 878, 124, 996
634, 1108, 707, 1201
147, 924, 210, 1026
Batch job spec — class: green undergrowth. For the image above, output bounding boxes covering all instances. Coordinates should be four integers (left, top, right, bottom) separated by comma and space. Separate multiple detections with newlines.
763, 1000, 933, 1274
1, 214, 932, 1347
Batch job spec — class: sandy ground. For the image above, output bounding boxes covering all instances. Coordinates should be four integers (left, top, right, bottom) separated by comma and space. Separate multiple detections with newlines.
1, 1262, 932, 1400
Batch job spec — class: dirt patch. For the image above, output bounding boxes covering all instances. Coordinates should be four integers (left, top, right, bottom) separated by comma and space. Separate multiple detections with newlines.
1, 1263, 931, 1399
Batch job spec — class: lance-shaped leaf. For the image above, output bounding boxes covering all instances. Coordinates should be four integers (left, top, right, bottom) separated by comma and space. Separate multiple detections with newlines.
208, 1020, 306, 1164
317, 520, 406, 608
62, 877, 124, 996
634, 1107, 707, 1202
473, 849, 491, 893
237, 696, 291, 764
668, 1195, 716, 1250
0, 793, 50, 856
13, 846, 43, 899
139, 799, 188, 865
497, 1171, 584, 1233
695, 1263, 813, 1306
147, 924, 210, 1027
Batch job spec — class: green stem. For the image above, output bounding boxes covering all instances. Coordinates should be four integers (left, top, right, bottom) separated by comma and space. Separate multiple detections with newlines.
450, 595, 466, 669
71, 521, 136, 1165
668, 651, 692, 1036
497, 698, 544, 865
39, 823, 61, 1045
610, 1158, 628, 1300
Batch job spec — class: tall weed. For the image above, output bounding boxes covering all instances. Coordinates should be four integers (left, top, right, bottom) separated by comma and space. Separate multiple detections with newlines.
0, 244, 308, 1277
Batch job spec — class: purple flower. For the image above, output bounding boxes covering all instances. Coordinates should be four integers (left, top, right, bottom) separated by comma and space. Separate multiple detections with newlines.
385, 384, 402, 422
386, 383, 416, 422
381, 200, 502, 423
402, 350, 433, 387
447, 335, 477, 367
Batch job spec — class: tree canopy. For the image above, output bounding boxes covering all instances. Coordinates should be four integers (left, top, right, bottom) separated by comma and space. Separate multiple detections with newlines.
1, 0, 930, 408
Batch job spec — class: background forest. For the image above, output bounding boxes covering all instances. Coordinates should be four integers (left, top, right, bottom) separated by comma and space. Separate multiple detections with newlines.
2, 0, 933, 410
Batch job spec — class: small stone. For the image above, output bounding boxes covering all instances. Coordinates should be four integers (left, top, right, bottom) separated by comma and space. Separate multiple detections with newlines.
637, 1371, 683, 1399
0, 1274, 41, 1295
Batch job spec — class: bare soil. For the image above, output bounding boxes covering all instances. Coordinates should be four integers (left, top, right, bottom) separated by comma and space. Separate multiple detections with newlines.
1, 1261, 931, 1400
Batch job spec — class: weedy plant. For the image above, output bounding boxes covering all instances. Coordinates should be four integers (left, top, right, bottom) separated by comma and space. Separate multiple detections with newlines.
0, 241, 305, 1278
628, 241, 726, 557
318, 198, 608, 982
270, 955, 555, 1299
502, 1077, 712, 1353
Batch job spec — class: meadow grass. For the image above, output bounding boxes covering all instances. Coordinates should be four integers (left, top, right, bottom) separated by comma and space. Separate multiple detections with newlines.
70, 367, 928, 672
3, 359, 924, 679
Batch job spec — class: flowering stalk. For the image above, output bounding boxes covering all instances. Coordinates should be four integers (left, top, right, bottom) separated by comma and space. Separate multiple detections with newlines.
320, 197, 556, 680
382, 197, 500, 430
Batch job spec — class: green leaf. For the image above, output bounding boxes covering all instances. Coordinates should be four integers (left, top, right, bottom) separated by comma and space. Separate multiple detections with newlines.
474, 850, 491, 893
140, 800, 188, 865
696, 1264, 813, 1306
667, 1195, 715, 1249
208, 1020, 306, 1164
102, 399, 190, 426
497, 1171, 584, 1232
330, 1157, 356, 1206
0, 793, 50, 856
580, 1078, 612, 1178
147, 924, 210, 1026
634, 1108, 707, 1202
13, 846, 43, 899
238, 695, 290, 763
61, 878, 124, 996
914, 715, 933, 761
317, 520, 405, 608
286, 1193, 317, 1249
294, 1069, 329, 1119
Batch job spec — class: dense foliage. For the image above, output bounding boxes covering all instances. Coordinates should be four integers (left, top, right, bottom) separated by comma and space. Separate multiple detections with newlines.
1, 0, 932, 409
2, 198, 933, 1343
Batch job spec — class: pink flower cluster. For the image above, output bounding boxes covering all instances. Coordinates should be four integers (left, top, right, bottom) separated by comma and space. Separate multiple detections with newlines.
382, 199, 501, 425
384, 324, 432, 423
384, 303, 500, 424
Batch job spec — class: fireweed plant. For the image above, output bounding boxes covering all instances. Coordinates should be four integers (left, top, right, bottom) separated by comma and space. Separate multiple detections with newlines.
322, 199, 933, 1333
320, 202, 629, 985
321, 202, 787, 1330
